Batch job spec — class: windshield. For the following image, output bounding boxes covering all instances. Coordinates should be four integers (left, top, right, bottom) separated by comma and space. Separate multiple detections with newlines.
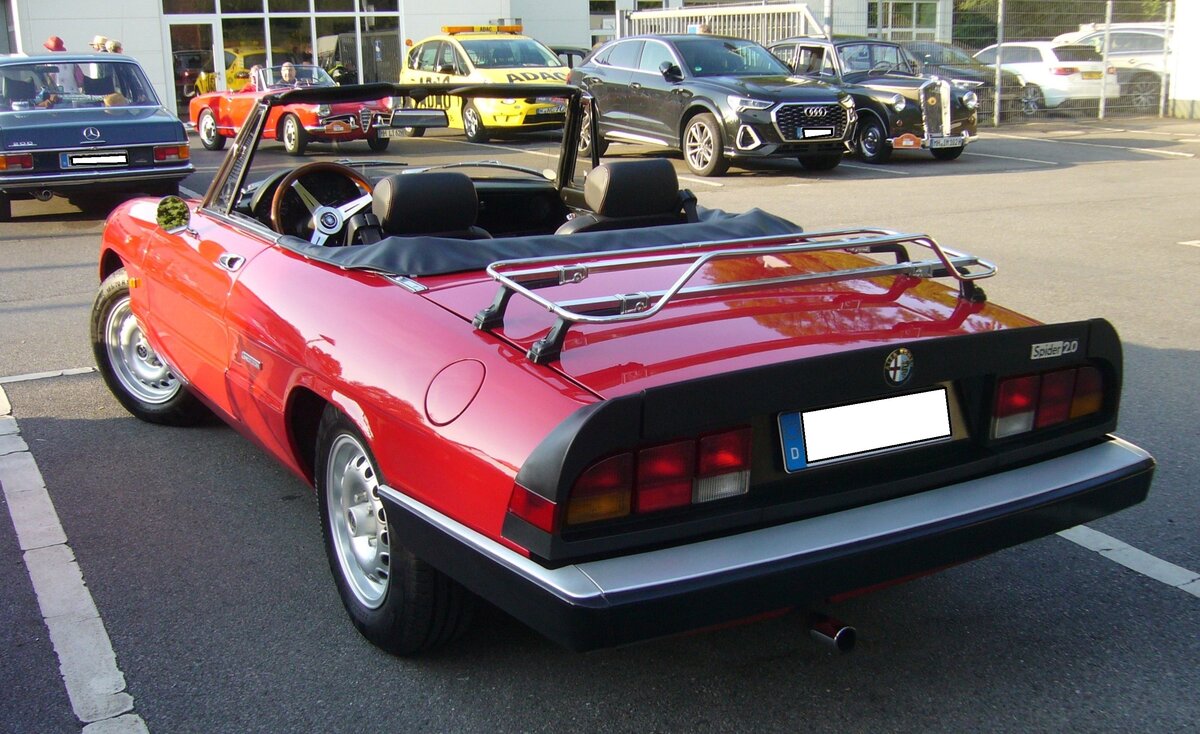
908, 43, 975, 65
0, 60, 160, 110
260, 64, 335, 88
838, 43, 911, 74
460, 39, 563, 68
674, 38, 793, 77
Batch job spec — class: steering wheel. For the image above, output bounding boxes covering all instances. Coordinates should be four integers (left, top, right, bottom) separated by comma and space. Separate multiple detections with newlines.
869, 61, 895, 74
270, 161, 374, 246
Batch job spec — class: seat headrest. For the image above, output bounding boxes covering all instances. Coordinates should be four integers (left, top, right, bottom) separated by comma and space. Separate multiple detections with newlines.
371, 172, 479, 234
584, 159, 681, 218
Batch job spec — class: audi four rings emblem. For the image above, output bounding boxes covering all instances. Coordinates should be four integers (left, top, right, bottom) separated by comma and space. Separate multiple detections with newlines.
803, 106, 828, 117
82, 127, 101, 141
884, 348, 913, 385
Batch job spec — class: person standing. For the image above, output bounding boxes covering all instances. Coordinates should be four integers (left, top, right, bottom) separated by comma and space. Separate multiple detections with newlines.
92, 35, 109, 51
105, 39, 123, 54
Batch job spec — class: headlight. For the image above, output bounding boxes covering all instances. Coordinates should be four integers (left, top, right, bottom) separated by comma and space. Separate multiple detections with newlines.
890, 93, 906, 112
381, 96, 394, 110
838, 95, 855, 109
727, 95, 773, 111
962, 91, 979, 110
317, 104, 331, 116
501, 98, 516, 104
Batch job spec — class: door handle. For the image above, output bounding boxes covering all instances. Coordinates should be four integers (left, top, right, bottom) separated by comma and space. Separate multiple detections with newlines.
585, 76, 602, 85
216, 253, 245, 273
630, 82, 642, 90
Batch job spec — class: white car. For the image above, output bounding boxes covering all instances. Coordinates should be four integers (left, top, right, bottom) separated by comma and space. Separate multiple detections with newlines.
1061, 29, 1168, 113
973, 42, 1120, 114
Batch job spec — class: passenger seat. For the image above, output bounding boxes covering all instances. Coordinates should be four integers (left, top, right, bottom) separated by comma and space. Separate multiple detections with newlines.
556, 159, 698, 235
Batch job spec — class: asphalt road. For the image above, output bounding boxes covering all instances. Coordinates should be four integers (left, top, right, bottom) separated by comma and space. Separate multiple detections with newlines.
2, 118, 1198, 733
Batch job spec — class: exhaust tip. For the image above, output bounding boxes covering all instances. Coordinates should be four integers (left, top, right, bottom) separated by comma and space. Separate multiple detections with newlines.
808, 613, 856, 653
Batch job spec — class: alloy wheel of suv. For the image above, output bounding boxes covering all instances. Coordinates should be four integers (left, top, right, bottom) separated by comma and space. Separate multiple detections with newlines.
683, 113, 729, 177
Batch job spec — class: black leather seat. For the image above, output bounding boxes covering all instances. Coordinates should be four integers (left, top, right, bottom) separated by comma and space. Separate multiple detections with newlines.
3, 76, 36, 102
370, 172, 491, 240
556, 159, 698, 235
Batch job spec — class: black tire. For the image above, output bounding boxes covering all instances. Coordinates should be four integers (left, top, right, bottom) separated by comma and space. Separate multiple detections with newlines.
367, 135, 390, 152
316, 407, 476, 655
931, 146, 965, 161
281, 113, 309, 156
682, 112, 729, 177
1127, 73, 1161, 115
398, 126, 425, 138
197, 108, 226, 151
91, 268, 212, 426
462, 103, 489, 143
0, 194, 11, 223
579, 107, 609, 157
798, 153, 843, 171
856, 117, 892, 164
1020, 84, 1043, 117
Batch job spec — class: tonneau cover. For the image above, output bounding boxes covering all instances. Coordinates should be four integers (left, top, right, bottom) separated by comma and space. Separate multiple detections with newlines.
277, 207, 804, 277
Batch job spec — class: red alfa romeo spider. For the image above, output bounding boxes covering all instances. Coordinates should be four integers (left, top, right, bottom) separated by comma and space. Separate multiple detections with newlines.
92, 83, 1154, 655
189, 64, 395, 155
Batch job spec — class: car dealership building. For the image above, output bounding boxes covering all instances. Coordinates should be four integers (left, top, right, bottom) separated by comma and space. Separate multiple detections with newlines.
2, 0, 1197, 119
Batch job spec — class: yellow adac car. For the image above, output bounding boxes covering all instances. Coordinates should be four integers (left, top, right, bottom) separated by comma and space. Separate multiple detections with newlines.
194, 48, 288, 95
399, 26, 569, 142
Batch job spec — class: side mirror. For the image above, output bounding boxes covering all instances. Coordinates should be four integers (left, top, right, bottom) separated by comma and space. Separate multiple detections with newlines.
660, 61, 683, 82
156, 195, 191, 233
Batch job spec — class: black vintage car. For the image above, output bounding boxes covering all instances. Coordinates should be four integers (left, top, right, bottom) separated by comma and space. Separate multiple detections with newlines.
768, 37, 978, 164
900, 40, 1027, 119
0, 53, 193, 221
569, 35, 856, 176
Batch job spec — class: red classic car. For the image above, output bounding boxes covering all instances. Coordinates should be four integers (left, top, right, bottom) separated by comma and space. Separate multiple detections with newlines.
92, 83, 1154, 655
188, 64, 395, 155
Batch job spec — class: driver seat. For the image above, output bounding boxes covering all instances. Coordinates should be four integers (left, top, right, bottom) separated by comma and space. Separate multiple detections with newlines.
370, 172, 492, 240
555, 159, 698, 235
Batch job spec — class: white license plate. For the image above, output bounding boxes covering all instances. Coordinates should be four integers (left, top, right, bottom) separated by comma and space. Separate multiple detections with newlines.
536, 104, 566, 115
929, 136, 963, 149
378, 127, 409, 139
62, 151, 127, 167
799, 127, 834, 138
778, 388, 951, 472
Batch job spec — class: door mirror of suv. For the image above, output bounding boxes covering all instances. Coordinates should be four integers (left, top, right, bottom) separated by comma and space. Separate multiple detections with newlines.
660, 61, 683, 82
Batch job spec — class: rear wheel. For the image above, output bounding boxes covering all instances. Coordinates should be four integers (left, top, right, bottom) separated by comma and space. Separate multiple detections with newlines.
579, 106, 609, 157
367, 134, 390, 152
1128, 73, 1161, 114
90, 268, 211, 426
281, 113, 309, 155
197, 108, 225, 151
856, 117, 891, 164
1020, 84, 1043, 117
798, 153, 843, 171
683, 113, 729, 177
463, 103, 489, 143
316, 407, 476, 655
931, 145, 965, 161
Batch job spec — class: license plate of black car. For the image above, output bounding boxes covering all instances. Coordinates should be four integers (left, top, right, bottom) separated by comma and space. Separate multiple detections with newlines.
799, 127, 834, 138
777, 388, 951, 472
929, 136, 963, 149
62, 151, 127, 167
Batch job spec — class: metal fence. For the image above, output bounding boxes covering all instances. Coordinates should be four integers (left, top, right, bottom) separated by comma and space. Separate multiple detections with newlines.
620, 0, 1176, 124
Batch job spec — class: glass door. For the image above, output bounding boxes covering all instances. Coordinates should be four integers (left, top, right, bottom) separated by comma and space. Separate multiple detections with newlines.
166, 22, 222, 119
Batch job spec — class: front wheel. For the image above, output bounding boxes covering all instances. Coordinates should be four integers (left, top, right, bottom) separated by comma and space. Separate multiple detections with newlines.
682, 113, 729, 177
367, 134, 390, 152
316, 407, 476, 655
281, 114, 309, 156
578, 107, 609, 157
463, 103, 489, 143
856, 118, 891, 164
931, 146, 965, 161
1127, 74, 1161, 114
197, 108, 225, 151
798, 153, 843, 171
90, 268, 211, 425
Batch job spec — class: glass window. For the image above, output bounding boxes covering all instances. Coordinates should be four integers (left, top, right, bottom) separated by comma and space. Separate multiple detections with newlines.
637, 41, 675, 73
0, 60, 159, 108
416, 42, 438, 72
674, 38, 791, 77
269, 0, 309, 10
769, 44, 795, 66
162, 0, 216, 12
890, 2, 914, 29
222, 0, 263, 11
316, 16, 358, 83
362, 0, 398, 11
975, 48, 996, 64
796, 46, 833, 77
916, 3, 937, 28
458, 39, 561, 69
270, 17, 313, 65
313, 0, 355, 10
605, 40, 642, 69
359, 15, 401, 83
1052, 46, 1102, 63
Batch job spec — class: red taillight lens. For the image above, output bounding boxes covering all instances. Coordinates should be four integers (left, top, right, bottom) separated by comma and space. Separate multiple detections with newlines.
1070, 365, 1103, 418
697, 427, 753, 477
0, 153, 34, 170
635, 441, 695, 513
508, 484, 556, 533
154, 144, 190, 161
567, 453, 632, 525
1052, 66, 1079, 76
994, 374, 1040, 437
1035, 368, 1076, 428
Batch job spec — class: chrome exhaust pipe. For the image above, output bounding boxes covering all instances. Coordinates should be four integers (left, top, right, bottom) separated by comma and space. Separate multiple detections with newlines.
33, 189, 54, 202
808, 613, 856, 653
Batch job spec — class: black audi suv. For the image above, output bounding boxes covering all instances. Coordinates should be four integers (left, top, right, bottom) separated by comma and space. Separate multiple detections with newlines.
569, 34, 856, 176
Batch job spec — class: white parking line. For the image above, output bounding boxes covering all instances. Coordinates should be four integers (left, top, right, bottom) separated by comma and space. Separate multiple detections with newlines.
965, 151, 1060, 165
677, 175, 724, 188
990, 132, 1197, 159
0, 367, 96, 385
839, 162, 910, 175
1059, 526, 1200, 598
1179, 240, 1200, 248
0, 386, 148, 731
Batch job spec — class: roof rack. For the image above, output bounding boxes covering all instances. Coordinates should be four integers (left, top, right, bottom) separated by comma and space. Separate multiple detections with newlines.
472, 228, 997, 364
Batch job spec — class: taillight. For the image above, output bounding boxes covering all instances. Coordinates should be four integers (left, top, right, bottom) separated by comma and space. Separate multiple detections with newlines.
1052, 67, 1079, 76
154, 144, 190, 162
993, 366, 1103, 438
509, 484, 557, 533
0, 153, 34, 170
568, 427, 752, 526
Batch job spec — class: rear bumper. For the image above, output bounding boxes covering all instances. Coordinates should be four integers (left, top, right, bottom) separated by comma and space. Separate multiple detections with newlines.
380, 437, 1153, 651
0, 163, 193, 195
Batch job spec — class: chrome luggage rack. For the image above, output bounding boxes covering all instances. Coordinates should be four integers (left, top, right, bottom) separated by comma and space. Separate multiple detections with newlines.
472, 228, 997, 364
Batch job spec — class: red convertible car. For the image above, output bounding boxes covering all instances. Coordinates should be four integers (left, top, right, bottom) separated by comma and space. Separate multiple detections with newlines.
189, 64, 395, 155
92, 83, 1154, 655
